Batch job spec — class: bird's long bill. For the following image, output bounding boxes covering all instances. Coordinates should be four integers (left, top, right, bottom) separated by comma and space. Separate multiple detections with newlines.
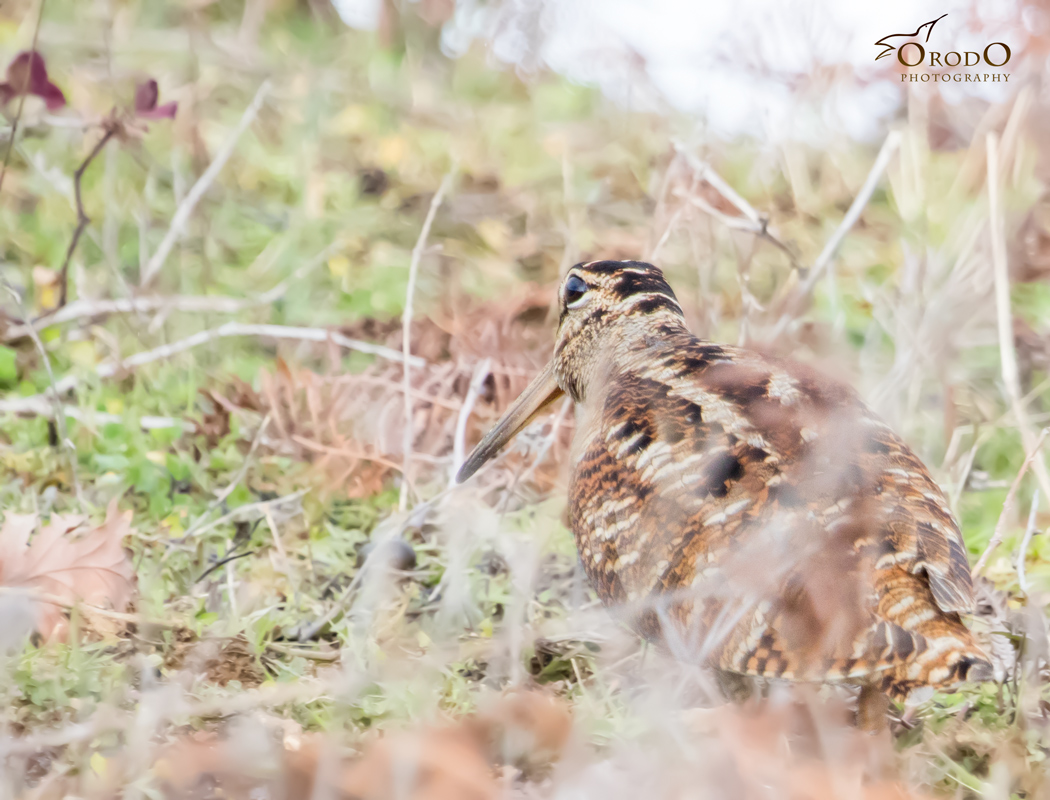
455, 360, 564, 483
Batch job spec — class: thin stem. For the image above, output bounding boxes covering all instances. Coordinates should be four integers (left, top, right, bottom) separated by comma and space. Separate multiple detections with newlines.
55, 127, 116, 309
0, 0, 47, 196
399, 164, 456, 512
140, 80, 271, 287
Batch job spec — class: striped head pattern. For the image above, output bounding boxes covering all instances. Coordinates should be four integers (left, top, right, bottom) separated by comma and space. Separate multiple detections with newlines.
553, 260, 686, 404
456, 259, 686, 481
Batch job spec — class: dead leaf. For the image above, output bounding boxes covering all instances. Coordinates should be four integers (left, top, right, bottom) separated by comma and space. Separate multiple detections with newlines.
470, 689, 573, 772
0, 499, 136, 641
284, 689, 570, 800
290, 727, 497, 800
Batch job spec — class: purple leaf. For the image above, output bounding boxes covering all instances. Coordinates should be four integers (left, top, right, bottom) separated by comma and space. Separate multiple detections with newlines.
134, 79, 176, 120
139, 100, 178, 120
0, 51, 66, 111
134, 79, 158, 113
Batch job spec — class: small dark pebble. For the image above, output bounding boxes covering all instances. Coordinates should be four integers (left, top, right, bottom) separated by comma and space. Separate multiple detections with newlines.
356, 537, 417, 572
359, 167, 389, 196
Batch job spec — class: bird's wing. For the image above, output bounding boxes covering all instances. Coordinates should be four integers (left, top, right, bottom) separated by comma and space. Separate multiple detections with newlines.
866, 427, 976, 615
569, 337, 979, 684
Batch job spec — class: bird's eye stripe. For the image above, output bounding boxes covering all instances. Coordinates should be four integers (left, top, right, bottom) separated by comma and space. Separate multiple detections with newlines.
628, 293, 683, 315
614, 270, 677, 300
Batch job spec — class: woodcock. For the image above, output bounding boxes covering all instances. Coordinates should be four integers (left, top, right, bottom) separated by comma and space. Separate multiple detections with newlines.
457, 260, 991, 710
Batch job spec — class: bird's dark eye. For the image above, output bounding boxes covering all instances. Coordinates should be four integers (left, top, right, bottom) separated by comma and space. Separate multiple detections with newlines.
563, 274, 589, 307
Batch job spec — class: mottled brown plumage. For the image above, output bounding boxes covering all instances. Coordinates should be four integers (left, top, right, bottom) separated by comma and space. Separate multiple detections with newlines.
458, 260, 991, 704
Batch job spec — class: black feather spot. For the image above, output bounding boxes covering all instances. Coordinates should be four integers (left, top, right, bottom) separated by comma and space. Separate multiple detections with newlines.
577, 260, 625, 274
767, 482, 804, 507
585, 307, 607, 325
871, 623, 888, 655
684, 402, 702, 425
664, 426, 685, 445
721, 380, 768, 406
738, 444, 770, 464
841, 463, 866, 492
703, 452, 744, 498
617, 417, 643, 439
891, 626, 914, 661
864, 437, 892, 455
624, 432, 652, 457
615, 270, 677, 298
955, 655, 992, 682
634, 295, 682, 315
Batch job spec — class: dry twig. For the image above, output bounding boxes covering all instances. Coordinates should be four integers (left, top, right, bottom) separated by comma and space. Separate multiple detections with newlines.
400, 165, 456, 511
265, 641, 339, 662
0, 322, 421, 416
0, 586, 177, 629
987, 132, 1050, 507
672, 142, 796, 265
0, 400, 186, 430
172, 488, 308, 544
180, 413, 272, 541
0, 281, 85, 506
55, 127, 116, 309
451, 357, 492, 483
973, 427, 1049, 575
768, 130, 902, 340
140, 80, 272, 287
12, 294, 253, 341
7, 241, 347, 341
0, 674, 341, 757
1017, 490, 1041, 595
0, 0, 45, 196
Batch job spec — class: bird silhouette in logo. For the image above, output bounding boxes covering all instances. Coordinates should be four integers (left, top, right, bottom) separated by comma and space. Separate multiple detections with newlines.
874, 13, 948, 61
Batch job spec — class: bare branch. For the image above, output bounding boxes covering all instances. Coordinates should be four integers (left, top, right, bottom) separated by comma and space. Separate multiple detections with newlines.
55, 127, 116, 309
450, 357, 491, 483
172, 488, 308, 544
987, 131, 1050, 504
0, 280, 84, 506
1016, 489, 1041, 596
0, 322, 423, 416
8, 294, 252, 341
673, 142, 762, 226
180, 413, 272, 541
11, 241, 346, 341
400, 165, 456, 512
973, 427, 1049, 576
768, 130, 902, 341
140, 79, 272, 287
672, 144, 798, 269
0, 0, 46, 196
0, 399, 188, 430
265, 641, 338, 662
0, 586, 178, 628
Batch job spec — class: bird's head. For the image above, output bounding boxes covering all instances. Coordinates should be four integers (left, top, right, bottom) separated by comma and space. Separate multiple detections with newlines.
456, 260, 686, 482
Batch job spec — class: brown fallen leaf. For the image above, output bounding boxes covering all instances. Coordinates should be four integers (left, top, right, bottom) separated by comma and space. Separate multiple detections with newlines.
0, 499, 136, 641
285, 689, 571, 800
287, 727, 497, 800
683, 698, 933, 800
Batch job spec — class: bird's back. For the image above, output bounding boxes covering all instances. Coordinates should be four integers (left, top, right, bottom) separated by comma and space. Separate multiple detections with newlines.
568, 329, 990, 699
